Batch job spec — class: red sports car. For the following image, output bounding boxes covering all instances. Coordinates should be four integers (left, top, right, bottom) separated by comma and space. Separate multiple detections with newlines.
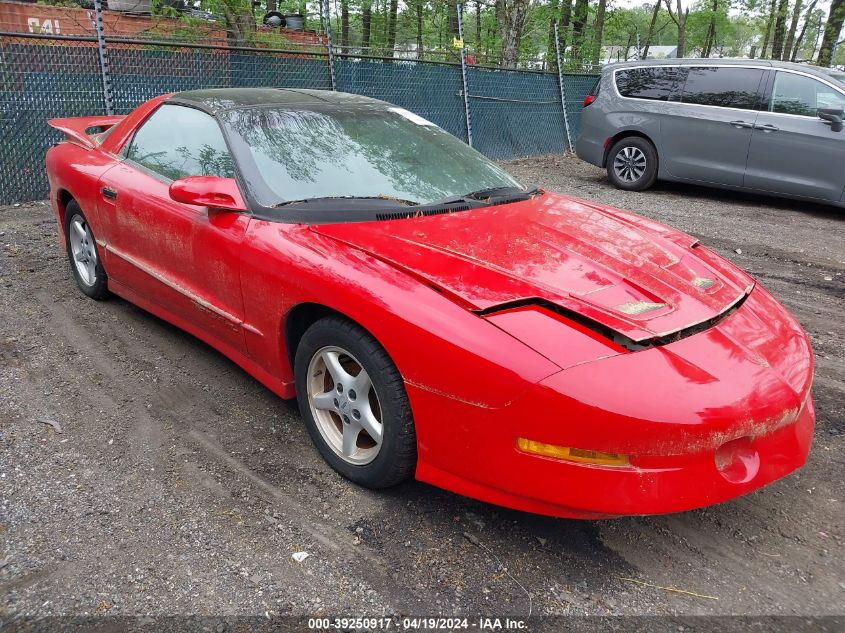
45, 88, 815, 519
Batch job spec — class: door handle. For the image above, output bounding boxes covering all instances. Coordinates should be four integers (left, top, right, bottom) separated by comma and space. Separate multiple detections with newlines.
729, 120, 754, 128
754, 123, 779, 132
102, 186, 118, 200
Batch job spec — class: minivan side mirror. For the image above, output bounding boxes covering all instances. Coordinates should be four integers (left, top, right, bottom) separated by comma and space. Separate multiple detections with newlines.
818, 107, 844, 133
169, 176, 246, 211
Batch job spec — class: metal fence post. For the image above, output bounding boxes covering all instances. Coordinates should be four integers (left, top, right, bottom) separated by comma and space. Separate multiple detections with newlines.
92, 0, 114, 115
554, 22, 573, 153
457, 4, 473, 147
322, 0, 337, 91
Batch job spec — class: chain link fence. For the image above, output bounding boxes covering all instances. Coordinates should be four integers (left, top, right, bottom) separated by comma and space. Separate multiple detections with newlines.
0, 1, 599, 204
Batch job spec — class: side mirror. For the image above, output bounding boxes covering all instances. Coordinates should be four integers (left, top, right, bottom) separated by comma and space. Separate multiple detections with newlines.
818, 107, 844, 133
169, 176, 246, 211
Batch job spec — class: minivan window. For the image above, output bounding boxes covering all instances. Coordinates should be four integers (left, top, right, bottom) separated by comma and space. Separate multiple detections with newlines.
615, 67, 683, 101
770, 71, 845, 117
681, 67, 765, 110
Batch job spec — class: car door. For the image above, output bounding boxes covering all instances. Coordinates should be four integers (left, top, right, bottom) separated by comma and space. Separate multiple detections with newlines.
660, 66, 767, 186
97, 103, 251, 353
744, 70, 845, 202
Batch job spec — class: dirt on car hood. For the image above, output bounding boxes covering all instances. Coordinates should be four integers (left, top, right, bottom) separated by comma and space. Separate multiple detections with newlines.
312, 192, 755, 343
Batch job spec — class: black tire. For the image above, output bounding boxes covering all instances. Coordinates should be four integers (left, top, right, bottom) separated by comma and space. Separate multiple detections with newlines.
294, 316, 416, 489
64, 200, 109, 300
606, 136, 658, 191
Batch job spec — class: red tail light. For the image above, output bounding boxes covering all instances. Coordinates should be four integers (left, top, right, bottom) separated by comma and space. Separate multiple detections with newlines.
583, 95, 596, 108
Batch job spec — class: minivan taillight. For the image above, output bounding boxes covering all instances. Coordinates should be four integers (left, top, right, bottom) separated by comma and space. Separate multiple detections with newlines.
583, 95, 596, 107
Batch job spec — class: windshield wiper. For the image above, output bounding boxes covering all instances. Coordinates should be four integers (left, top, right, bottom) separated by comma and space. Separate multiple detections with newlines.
274, 195, 420, 208
429, 185, 540, 206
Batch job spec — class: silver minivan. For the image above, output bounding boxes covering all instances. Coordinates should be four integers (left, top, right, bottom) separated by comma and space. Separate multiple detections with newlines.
576, 58, 845, 206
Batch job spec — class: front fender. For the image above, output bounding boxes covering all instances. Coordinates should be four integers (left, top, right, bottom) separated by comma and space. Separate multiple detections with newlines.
238, 220, 561, 409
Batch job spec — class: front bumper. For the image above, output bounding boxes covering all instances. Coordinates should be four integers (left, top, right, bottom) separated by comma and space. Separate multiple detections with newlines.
411, 286, 815, 519
413, 385, 813, 519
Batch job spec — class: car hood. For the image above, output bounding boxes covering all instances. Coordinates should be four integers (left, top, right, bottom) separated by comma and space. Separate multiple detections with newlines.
312, 192, 754, 343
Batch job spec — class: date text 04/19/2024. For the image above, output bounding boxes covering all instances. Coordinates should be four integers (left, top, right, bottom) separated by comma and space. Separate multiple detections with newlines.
307, 617, 528, 630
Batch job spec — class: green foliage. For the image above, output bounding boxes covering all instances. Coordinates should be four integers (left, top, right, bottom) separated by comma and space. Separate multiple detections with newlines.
37, 0, 81, 7
254, 29, 293, 48
122, 0, 840, 67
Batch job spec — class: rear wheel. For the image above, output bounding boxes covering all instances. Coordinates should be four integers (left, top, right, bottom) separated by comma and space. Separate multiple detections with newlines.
294, 316, 416, 488
64, 201, 109, 299
606, 137, 658, 191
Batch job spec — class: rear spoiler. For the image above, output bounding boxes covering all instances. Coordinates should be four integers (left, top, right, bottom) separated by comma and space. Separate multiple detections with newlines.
47, 115, 126, 149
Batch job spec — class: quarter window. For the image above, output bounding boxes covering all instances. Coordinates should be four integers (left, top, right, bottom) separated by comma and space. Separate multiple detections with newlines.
680, 67, 764, 110
125, 104, 235, 181
770, 71, 845, 117
615, 67, 683, 101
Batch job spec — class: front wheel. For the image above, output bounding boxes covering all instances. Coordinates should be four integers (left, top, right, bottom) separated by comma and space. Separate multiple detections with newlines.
294, 316, 416, 488
606, 137, 658, 191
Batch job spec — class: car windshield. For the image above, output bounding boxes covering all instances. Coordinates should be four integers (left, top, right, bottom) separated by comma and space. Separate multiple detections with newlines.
220, 105, 522, 208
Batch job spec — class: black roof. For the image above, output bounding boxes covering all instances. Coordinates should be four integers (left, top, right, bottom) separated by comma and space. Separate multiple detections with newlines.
167, 88, 388, 113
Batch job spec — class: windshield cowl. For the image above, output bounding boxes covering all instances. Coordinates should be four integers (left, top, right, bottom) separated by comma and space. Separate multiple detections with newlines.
271, 186, 542, 214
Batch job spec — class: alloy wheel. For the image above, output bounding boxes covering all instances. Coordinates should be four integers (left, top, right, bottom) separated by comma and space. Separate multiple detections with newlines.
613, 146, 647, 183
68, 214, 98, 287
306, 345, 384, 465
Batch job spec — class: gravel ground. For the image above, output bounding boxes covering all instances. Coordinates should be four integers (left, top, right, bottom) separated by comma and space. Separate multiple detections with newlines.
1, 155, 843, 626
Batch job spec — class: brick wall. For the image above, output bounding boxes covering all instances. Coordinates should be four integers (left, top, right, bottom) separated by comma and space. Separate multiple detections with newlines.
0, 0, 324, 48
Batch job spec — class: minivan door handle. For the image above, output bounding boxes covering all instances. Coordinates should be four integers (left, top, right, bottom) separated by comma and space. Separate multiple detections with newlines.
754, 123, 780, 132
729, 120, 755, 129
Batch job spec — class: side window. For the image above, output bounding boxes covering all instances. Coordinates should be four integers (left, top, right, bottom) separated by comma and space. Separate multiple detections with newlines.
681, 66, 765, 110
125, 104, 235, 181
615, 67, 683, 101
770, 71, 845, 116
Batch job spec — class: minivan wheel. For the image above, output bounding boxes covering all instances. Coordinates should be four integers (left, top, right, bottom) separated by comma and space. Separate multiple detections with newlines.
606, 137, 658, 191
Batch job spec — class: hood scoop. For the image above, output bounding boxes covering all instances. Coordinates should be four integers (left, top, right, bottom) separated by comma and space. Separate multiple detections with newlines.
481, 294, 749, 352
615, 300, 667, 316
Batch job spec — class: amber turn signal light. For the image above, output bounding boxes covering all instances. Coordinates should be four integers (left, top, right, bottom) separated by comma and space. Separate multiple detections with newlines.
516, 437, 630, 467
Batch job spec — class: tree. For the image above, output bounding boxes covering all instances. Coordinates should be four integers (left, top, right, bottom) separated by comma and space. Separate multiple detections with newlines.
557, 0, 573, 62
476, 0, 483, 46
570, 0, 589, 62
546, 0, 560, 70
642, 1, 663, 59
447, 0, 459, 36
663, 0, 690, 57
362, 0, 373, 48
340, 0, 350, 48
817, 0, 845, 65
591, 0, 608, 64
770, 0, 790, 59
217, 0, 255, 46
497, 0, 530, 67
791, 0, 818, 59
701, 0, 719, 58
783, 0, 804, 59
760, 0, 777, 57
415, 0, 425, 56
387, 0, 399, 53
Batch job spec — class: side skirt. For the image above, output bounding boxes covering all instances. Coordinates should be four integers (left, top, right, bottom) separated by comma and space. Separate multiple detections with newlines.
108, 278, 296, 400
